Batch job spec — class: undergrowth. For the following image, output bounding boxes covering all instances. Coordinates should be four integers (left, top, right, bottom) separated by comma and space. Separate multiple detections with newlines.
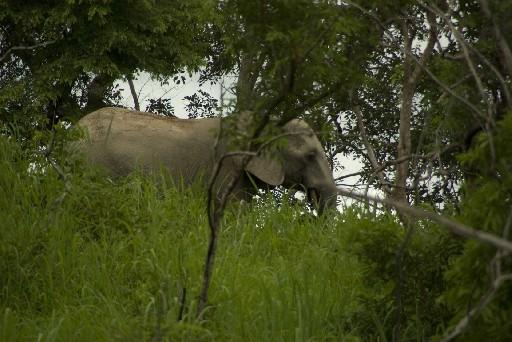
0, 134, 487, 341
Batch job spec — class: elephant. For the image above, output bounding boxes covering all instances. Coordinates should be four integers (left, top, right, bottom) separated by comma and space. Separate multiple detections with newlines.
76, 107, 338, 213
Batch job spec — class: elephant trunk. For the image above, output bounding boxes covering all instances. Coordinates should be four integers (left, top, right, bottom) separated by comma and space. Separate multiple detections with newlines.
309, 184, 338, 215
320, 187, 338, 215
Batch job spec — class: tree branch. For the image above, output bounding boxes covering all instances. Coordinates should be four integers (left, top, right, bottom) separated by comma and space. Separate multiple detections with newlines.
479, 0, 512, 77
424, 2, 511, 109
394, 9, 437, 208
440, 272, 512, 342
353, 105, 392, 195
197, 122, 308, 318
0, 40, 55, 63
127, 75, 140, 111
343, 0, 485, 119
423, 3, 489, 117
440, 206, 512, 341
336, 187, 512, 252
335, 143, 461, 183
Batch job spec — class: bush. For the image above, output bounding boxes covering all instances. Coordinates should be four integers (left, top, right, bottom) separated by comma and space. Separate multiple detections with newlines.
437, 112, 512, 341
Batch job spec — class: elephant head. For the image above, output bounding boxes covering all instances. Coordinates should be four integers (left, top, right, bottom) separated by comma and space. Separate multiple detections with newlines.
241, 119, 338, 213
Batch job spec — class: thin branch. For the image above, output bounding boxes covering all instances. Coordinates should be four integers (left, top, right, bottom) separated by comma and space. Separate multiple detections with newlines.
336, 187, 512, 252
198, 164, 237, 318
208, 130, 312, 197
420, 58, 486, 118
423, 2, 489, 118
197, 123, 308, 318
427, 3, 511, 108
479, 0, 512, 77
0, 40, 55, 63
127, 75, 140, 111
42, 129, 72, 211
335, 144, 460, 183
198, 50, 298, 312
353, 105, 392, 195
440, 273, 512, 342
425, 2, 501, 173
470, 47, 512, 109
436, 74, 473, 103
394, 8, 437, 211
336, 170, 364, 181
342, 0, 485, 119
197, 110, 226, 318
409, 11, 437, 85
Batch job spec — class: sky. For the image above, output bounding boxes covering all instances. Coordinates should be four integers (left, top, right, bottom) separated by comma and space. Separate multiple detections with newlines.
116, 72, 222, 116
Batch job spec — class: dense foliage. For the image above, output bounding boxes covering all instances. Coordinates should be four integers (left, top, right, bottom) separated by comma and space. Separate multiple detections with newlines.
0, 0, 211, 136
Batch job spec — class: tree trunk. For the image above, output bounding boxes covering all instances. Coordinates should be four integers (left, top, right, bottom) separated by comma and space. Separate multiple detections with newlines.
393, 21, 414, 205
393, 13, 437, 205
127, 75, 140, 111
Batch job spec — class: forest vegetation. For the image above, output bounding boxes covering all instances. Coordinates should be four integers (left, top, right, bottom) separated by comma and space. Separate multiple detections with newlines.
1, 0, 512, 341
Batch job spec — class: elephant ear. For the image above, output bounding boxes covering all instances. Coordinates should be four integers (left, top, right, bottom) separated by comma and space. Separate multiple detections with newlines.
233, 111, 284, 185
245, 153, 284, 186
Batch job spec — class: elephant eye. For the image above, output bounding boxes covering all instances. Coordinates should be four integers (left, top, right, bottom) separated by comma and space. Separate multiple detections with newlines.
305, 151, 316, 161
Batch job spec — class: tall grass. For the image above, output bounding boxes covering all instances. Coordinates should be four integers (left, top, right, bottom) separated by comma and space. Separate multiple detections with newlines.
0, 135, 452, 341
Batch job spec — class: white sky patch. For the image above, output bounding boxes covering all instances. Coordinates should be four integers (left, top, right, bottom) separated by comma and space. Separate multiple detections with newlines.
116, 72, 221, 118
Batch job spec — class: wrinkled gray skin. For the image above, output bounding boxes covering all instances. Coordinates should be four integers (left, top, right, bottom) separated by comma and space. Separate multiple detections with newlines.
76, 107, 338, 213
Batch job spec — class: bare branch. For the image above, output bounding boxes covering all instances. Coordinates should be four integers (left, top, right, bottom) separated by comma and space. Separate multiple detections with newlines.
440, 272, 512, 342
423, 3, 489, 118
0, 40, 55, 63
343, 0, 485, 118
394, 9, 438, 208
127, 75, 140, 111
353, 105, 392, 195
470, 47, 512, 108
420, 59, 486, 118
199, 46, 300, 313
335, 143, 461, 183
424, 2, 502, 173
414, 11, 438, 82
436, 74, 473, 103
336, 187, 512, 253
198, 159, 238, 318
336, 170, 364, 182
427, 2, 511, 108
197, 121, 308, 317
42, 129, 72, 211
479, 0, 512, 77
441, 206, 512, 342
